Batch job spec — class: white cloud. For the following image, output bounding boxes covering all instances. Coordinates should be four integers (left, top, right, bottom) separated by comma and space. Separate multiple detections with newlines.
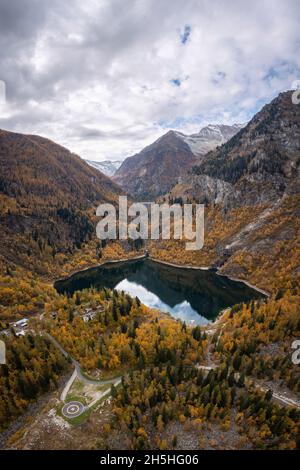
0, 0, 299, 161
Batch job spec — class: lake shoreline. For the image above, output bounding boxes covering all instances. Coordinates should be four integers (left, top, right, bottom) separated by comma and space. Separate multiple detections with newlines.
54, 253, 270, 299
148, 257, 270, 298
54, 254, 146, 284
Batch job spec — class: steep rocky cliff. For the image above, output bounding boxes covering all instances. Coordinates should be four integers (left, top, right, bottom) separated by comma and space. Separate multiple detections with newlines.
169, 91, 299, 208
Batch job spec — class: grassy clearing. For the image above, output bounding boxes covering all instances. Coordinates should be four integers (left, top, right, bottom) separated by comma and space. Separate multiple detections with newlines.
70, 378, 85, 394
65, 393, 88, 405
58, 382, 119, 426
57, 404, 92, 426
58, 393, 109, 426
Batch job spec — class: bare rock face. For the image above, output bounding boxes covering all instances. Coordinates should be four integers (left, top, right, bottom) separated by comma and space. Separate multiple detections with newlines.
161, 91, 300, 274
190, 91, 300, 207
169, 174, 234, 205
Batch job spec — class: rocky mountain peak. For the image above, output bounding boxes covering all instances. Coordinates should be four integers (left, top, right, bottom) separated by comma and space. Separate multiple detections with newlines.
114, 123, 242, 200
171, 90, 300, 207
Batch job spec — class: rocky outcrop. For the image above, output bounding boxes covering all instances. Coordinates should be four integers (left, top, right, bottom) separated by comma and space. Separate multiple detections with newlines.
168, 91, 299, 209
191, 91, 300, 206
169, 174, 235, 205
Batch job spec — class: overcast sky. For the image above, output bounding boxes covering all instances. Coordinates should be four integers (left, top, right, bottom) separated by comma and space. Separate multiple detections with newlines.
0, 0, 299, 162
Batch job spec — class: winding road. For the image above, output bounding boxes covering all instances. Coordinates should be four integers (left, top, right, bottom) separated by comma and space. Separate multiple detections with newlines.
45, 333, 121, 416
47, 332, 300, 414
46, 333, 120, 385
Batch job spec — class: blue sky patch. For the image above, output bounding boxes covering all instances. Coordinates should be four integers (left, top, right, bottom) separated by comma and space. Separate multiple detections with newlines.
180, 24, 191, 44
171, 78, 181, 87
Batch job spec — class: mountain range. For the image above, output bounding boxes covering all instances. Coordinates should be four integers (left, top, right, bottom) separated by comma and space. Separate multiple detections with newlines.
0, 90, 299, 451
174, 123, 244, 156
149, 90, 300, 292
114, 124, 243, 200
0, 90, 298, 287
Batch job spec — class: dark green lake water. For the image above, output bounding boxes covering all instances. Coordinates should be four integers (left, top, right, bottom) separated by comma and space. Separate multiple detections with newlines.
54, 258, 264, 325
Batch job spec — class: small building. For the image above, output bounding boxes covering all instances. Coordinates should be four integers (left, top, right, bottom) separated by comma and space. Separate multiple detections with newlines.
13, 319, 28, 329
15, 330, 26, 337
82, 311, 97, 322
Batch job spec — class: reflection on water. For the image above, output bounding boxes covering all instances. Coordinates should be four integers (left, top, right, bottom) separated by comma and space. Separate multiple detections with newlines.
116, 279, 203, 324
55, 258, 264, 325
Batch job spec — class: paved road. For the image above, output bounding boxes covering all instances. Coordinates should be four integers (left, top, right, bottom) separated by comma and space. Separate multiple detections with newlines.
47, 333, 119, 385
49, 333, 300, 411
197, 362, 300, 409
253, 382, 300, 409
198, 333, 300, 410
46, 333, 121, 404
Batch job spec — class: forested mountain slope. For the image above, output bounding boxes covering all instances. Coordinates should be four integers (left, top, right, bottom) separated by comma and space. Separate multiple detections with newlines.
154, 91, 300, 292
0, 129, 122, 274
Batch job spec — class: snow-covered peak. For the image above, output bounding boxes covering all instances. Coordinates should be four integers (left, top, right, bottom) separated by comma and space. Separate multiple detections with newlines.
86, 159, 123, 177
175, 123, 244, 156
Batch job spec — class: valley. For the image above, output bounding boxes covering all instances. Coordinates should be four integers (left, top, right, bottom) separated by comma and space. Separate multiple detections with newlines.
54, 257, 265, 324
0, 90, 299, 451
